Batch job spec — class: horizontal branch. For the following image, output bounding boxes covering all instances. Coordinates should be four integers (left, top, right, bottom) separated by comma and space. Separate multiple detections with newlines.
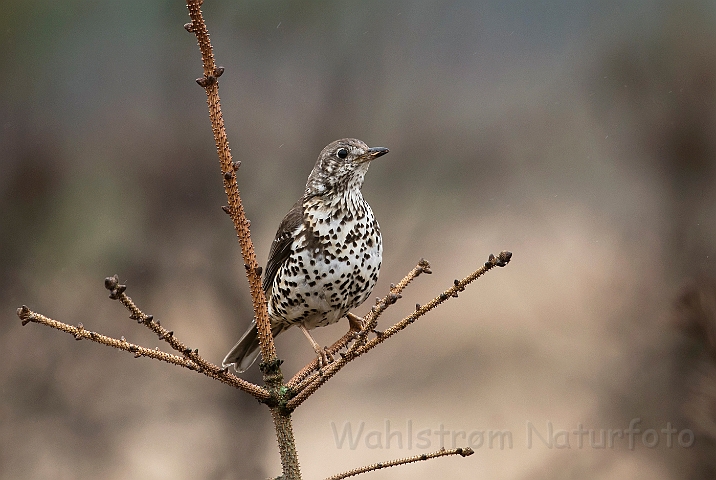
16, 305, 270, 401
286, 259, 432, 390
324, 447, 474, 480
359, 250, 512, 352
286, 251, 512, 409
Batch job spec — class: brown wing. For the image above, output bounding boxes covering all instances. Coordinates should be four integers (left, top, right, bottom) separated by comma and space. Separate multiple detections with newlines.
262, 200, 304, 293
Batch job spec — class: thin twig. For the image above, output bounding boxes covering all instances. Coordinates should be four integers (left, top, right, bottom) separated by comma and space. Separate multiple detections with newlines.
286, 328, 358, 390
324, 447, 474, 480
286, 251, 512, 409
16, 305, 270, 400
286, 259, 432, 390
185, 1, 298, 477
359, 250, 512, 352
185, 0, 277, 374
102, 274, 271, 396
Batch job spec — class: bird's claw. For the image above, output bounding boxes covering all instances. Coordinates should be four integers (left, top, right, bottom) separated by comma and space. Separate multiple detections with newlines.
316, 346, 334, 368
346, 312, 367, 332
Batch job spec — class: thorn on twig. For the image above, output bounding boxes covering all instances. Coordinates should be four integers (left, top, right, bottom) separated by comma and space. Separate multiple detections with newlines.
255, 266, 263, 277
183, 348, 192, 355
214, 66, 225, 78
418, 258, 432, 274
105, 275, 126, 300
485, 254, 495, 267
415, 303, 421, 311
222, 205, 231, 214
145, 314, 153, 324
104, 275, 119, 290
259, 358, 284, 374
232, 160, 241, 171
196, 75, 217, 87
224, 171, 233, 181
495, 250, 512, 267
183, 22, 194, 32
439, 293, 448, 301
17, 305, 32, 325
121, 336, 127, 343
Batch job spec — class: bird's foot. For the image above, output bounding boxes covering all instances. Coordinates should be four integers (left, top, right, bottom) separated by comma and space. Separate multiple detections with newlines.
298, 324, 334, 368
346, 312, 367, 332
346, 312, 383, 339
315, 346, 334, 369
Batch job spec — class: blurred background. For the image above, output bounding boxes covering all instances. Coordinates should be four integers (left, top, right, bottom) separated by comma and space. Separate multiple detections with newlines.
2, 1, 716, 479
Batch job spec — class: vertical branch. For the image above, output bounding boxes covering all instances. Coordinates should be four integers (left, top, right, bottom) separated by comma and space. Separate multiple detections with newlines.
184, 1, 277, 373
271, 407, 301, 479
184, 1, 297, 478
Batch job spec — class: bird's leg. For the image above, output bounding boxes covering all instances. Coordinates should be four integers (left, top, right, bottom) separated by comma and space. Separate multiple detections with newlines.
299, 324, 333, 367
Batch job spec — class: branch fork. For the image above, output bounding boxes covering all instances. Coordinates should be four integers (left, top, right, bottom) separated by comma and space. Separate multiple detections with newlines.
15, 0, 514, 478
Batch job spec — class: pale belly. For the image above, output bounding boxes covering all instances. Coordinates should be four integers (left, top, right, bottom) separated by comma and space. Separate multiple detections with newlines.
268, 237, 382, 330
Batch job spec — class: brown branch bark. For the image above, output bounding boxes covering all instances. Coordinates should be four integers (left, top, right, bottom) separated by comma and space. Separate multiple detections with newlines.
285, 259, 432, 390
16, 305, 270, 400
184, 1, 298, 477
14, 2, 515, 478
324, 447, 474, 480
184, 0, 276, 372
286, 251, 512, 410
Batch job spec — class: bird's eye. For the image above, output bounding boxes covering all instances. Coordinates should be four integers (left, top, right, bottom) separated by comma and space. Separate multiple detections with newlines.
336, 148, 348, 159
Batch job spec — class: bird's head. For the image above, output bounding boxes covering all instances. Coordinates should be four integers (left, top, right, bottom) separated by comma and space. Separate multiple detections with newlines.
305, 138, 389, 198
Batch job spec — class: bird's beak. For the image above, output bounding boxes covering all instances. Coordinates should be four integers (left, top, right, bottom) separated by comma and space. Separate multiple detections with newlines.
358, 146, 389, 163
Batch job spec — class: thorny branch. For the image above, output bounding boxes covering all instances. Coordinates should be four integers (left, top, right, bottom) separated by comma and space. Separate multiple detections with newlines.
286, 259, 433, 389
324, 447, 474, 480
184, 1, 299, 477
15, 0, 514, 478
285, 250, 512, 410
184, 0, 277, 375
16, 278, 270, 401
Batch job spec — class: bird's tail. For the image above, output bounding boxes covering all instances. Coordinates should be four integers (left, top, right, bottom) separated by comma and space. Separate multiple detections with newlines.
222, 319, 287, 373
